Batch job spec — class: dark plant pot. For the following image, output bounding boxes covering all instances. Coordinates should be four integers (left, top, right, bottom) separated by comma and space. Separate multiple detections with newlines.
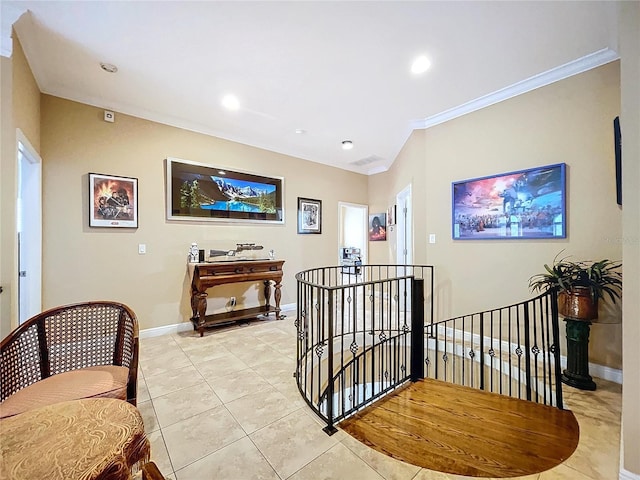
558, 287, 598, 320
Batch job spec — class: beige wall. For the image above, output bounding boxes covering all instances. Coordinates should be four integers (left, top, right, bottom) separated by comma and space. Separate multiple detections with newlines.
369, 62, 623, 370
0, 34, 41, 338
620, 1, 640, 475
368, 129, 428, 266
39, 95, 368, 331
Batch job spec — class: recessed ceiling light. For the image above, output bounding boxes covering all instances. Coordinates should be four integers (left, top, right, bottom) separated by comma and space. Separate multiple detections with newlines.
411, 55, 431, 74
221, 94, 240, 111
100, 62, 118, 73
342, 140, 354, 150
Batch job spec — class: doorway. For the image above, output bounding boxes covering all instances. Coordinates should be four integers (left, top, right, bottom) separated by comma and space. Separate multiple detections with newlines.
17, 130, 42, 324
396, 184, 412, 265
338, 202, 368, 265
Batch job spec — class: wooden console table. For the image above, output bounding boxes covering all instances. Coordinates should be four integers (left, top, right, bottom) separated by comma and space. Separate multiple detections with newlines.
189, 259, 284, 336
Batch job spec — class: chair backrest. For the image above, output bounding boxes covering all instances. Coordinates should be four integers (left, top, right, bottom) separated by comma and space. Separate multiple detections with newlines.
1, 301, 138, 402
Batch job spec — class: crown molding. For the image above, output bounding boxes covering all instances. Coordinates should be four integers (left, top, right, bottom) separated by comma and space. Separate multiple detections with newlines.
411, 48, 620, 131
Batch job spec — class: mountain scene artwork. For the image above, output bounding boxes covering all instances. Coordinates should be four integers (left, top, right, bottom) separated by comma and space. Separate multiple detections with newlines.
167, 158, 283, 223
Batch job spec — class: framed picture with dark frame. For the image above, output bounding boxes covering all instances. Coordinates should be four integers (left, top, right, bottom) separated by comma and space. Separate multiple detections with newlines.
89, 172, 138, 228
166, 157, 284, 223
452, 163, 566, 240
297, 197, 322, 234
369, 213, 387, 241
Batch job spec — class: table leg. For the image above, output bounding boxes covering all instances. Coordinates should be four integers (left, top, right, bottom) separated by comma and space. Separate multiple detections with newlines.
190, 289, 208, 337
274, 281, 282, 319
264, 280, 272, 307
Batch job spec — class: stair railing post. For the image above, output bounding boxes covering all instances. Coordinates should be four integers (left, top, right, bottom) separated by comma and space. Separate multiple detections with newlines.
411, 278, 425, 382
550, 288, 564, 409
323, 290, 338, 435
523, 303, 532, 402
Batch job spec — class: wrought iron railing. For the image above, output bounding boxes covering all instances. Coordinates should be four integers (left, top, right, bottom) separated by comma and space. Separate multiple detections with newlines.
295, 265, 563, 434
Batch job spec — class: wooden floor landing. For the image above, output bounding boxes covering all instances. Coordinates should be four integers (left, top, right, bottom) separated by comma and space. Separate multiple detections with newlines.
339, 378, 579, 478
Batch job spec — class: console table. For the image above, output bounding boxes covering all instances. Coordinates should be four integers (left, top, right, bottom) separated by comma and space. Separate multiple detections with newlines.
189, 259, 285, 336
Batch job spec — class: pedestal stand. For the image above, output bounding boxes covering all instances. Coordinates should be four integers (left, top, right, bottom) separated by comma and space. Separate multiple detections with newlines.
561, 317, 597, 391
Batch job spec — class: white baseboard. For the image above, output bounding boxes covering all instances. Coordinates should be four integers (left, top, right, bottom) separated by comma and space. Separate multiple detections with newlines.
139, 302, 297, 339
620, 468, 640, 480
559, 354, 623, 384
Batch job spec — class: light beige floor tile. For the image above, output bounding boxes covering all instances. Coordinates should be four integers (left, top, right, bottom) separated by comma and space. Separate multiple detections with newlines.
271, 379, 307, 408
174, 436, 279, 480
183, 343, 234, 365
138, 376, 151, 403
538, 463, 593, 479
340, 433, 421, 480
162, 405, 246, 471
252, 355, 298, 385
147, 429, 174, 477
145, 365, 205, 398
138, 399, 160, 433
152, 381, 222, 428
195, 353, 249, 380
225, 387, 301, 433
207, 368, 273, 403
232, 341, 284, 367
139, 349, 192, 377
250, 409, 341, 479
288, 442, 385, 480
563, 413, 620, 480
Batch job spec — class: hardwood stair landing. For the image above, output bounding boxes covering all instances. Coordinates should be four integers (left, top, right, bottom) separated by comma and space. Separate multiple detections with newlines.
339, 378, 579, 478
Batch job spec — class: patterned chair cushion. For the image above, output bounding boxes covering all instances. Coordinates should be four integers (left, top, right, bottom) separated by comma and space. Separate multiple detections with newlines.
0, 365, 129, 419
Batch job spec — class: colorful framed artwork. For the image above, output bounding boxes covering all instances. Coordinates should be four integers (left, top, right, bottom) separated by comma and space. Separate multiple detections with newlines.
166, 157, 284, 223
387, 204, 396, 225
369, 213, 387, 241
452, 163, 566, 240
89, 173, 138, 228
297, 197, 322, 234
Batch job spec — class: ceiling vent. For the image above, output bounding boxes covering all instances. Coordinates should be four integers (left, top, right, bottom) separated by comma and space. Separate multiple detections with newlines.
349, 155, 383, 167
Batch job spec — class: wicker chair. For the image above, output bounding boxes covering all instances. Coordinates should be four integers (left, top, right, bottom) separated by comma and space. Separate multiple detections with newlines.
0, 301, 139, 419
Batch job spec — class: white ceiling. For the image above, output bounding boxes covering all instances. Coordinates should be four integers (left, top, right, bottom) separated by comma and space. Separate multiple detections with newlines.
2, 1, 619, 175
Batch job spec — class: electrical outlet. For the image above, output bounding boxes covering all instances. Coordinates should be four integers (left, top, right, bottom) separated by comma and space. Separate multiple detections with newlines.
230, 297, 237, 307
429, 234, 436, 244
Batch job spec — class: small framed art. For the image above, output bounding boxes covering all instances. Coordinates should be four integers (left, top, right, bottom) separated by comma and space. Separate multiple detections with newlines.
297, 197, 322, 234
369, 213, 387, 241
89, 173, 138, 228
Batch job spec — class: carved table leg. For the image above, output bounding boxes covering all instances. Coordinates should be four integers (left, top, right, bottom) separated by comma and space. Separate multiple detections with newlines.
191, 289, 208, 337
264, 280, 272, 308
274, 281, 282, 319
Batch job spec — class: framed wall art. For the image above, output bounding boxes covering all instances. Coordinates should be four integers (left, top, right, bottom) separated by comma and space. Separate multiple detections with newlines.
166, 157, 284, 223
452, 163, 566, 240
369, 213, 387, 241
297, 197, 322, 234
387, 204, 396, 225
89, 173, 138, 228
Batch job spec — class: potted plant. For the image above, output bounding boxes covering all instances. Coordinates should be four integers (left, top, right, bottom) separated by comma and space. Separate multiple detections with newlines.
529, 252, 622, 320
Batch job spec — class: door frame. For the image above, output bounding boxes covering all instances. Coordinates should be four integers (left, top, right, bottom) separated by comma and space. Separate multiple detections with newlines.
17, 129, 42, 324
338, 201, 368, 265
396, 184, 413, 265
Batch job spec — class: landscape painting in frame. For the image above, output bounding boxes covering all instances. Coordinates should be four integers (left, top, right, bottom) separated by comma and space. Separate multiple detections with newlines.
89, 173, 138, 228
166, 158, 284, 223
452, 163, 566, 240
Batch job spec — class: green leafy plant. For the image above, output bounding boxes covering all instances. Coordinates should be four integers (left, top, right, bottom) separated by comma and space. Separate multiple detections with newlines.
529, 252, 622, 303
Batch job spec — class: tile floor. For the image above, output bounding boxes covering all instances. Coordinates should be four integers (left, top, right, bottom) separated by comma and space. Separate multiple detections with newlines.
138, 309, 622, 480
